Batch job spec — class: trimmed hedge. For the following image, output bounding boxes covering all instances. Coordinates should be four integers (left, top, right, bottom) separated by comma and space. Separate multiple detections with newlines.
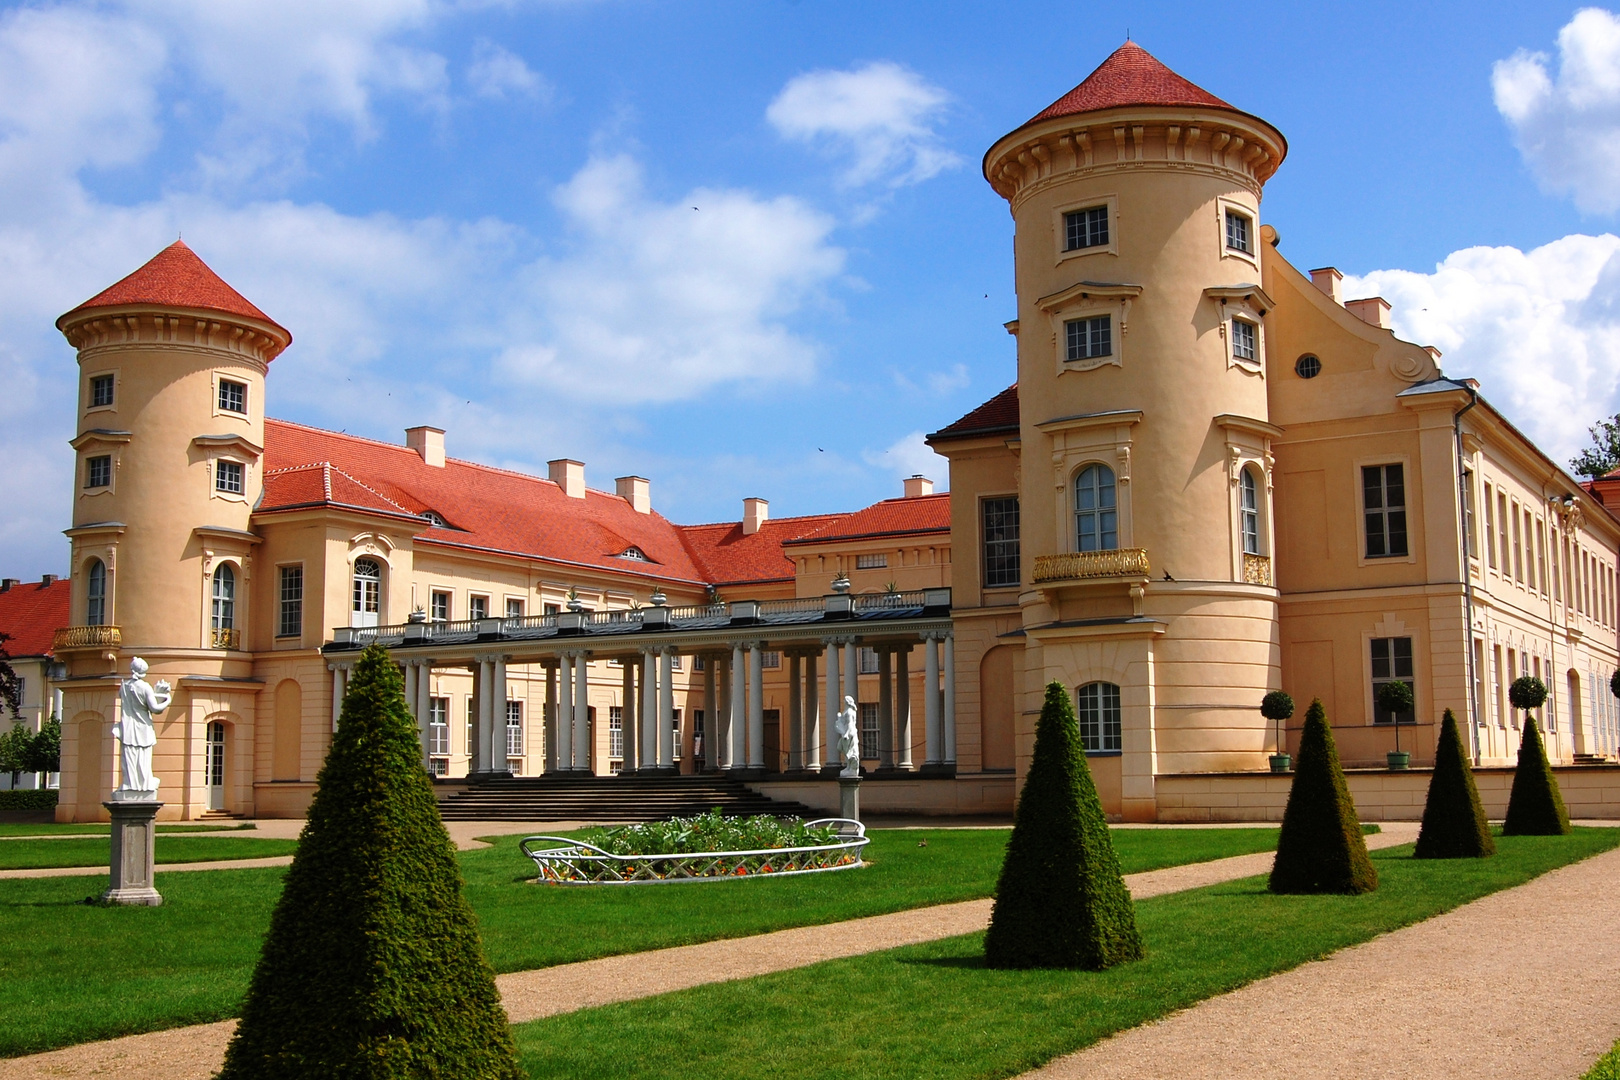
1269, 698, 1378, 894
984, 681, 1143, 970
1503, 717, 1571, 836
0, 788, 57, 811
218, 645, 522, 1079
1414, 709, 1495, 859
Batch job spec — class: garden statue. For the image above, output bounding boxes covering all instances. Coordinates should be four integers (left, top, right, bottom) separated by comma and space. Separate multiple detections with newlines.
114, 657, 171, 799
835, 694, 861, 777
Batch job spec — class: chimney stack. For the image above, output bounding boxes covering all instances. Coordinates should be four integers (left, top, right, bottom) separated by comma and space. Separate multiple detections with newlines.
743, 497, 769, 536
548, 459, 586, 499
616, 475, 651, 514
39, 574, 55, 587
903, 475, 934, 498
1309, 267, 1343, 304
1344, 296, 1393, 330
0, 579, 15, 593
405, 426, 445, 467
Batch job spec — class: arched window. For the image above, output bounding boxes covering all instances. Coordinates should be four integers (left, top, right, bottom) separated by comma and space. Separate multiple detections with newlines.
1074, 464, 1117, 552
1076, 682, 1122, 753
352, 557, 382, 628
212, 564, 235, 630
86, 558, 106, 626
1241, 468, 1261, 555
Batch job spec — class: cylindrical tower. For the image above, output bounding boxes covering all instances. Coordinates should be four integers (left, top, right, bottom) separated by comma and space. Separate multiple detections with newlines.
985, 43, 1287, 817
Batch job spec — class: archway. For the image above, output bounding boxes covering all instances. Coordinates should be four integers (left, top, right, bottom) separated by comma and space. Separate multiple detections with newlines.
980, 645, 1017, 771
273, 679, 302, 781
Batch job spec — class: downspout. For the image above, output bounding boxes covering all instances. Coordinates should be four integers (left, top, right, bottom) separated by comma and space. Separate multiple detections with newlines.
1454, 385, 1481, 765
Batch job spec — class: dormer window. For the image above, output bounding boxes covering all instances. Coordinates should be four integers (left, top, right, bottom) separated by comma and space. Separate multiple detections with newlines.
218, 379, 247, 415
420, 510, 446, 527
618, 546, 648, 561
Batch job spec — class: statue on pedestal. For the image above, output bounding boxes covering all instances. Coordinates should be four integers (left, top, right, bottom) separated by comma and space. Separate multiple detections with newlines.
113, 657, 170, 800
835, 694, 861, 777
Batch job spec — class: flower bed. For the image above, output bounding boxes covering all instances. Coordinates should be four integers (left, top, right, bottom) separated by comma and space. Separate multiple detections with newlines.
520, 811, 868, 884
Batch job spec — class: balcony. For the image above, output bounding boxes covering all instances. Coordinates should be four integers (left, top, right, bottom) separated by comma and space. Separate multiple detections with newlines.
212, 626, 242, 650
1031, 548, 1151, 585
52, 625, 121, 651
1242, 553, 1272, 586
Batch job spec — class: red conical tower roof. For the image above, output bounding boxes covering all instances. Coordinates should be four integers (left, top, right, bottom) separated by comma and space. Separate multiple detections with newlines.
61, 240, 285, 336
1028, 41, 1234, 124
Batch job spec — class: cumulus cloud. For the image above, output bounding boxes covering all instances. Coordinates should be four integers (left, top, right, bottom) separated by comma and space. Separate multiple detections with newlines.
767, 61, 959, 188
1342, 233, 1620, 466
467, 39, 550, 101
1494, 8, 1620, 214
494, 154, 844, 401
863, 431, 946, 488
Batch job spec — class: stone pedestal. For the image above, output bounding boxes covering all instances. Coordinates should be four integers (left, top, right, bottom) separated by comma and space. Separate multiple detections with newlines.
839, 777, 861, 823
102, 800, 163, 906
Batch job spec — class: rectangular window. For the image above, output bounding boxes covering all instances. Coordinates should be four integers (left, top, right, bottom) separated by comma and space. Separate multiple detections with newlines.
429, 697, 450, 755
608, 706, 624, 760
1535, 522, 1546, 594
218, 378, 247, 414
1362, 464, 1408, 558
859, 702, 879, 759
1493, 645, 1505, 727
672, 707, 683, 759
543, 602, 560, 616
760, 650, 780, 670
506, 597, 524, 620
1550, 535, 1560, 602
505, 700, 523, 757
468, 595, 488, 621
1371, 636, 1415, 725
858, 647, 880, 675
1512, 504, 1524, 582
1463, 472, 1476, 560
85, 455, 111, 489
430, 590, 451, 622
90, 374, 115, 408
982, 496, 1021, 588
1472, 638, 1486, 730
671, 654, 683, 670
1063, 205, 1109, 251
466, 697, 474, 745
1484, 483, 1496, 569
1225, 210, 1252, 253
278, 565, 303, 638
215, 460, 243, 495
855, 553, 888, 569
1498, 492, 1510, 571
1230, 318, 1257, 362
1077, 682, 1122, 753
1064, 315, 1112, 361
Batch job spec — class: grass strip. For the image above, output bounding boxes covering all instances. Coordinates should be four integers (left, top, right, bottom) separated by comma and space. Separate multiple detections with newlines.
0, 827, 1274, 1057
511, 830, 1620, 1080
0, 836, 298, 870
0, 823, 255, 838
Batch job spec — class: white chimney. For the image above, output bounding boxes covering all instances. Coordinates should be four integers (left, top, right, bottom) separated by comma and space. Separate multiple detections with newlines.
743, 497, 769, 536
1344, 296, 1393, 330
548, 459, 586, 499
1309, 267, 1343, 304
406, 426, 445, 467
616, 475, 651, 514
904, 475, 934, 498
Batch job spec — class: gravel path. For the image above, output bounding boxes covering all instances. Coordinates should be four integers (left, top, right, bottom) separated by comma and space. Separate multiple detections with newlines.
0, 825, 1415, 1079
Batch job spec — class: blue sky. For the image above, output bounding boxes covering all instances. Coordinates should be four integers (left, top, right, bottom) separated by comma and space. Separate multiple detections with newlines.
2, 0, 1619, 579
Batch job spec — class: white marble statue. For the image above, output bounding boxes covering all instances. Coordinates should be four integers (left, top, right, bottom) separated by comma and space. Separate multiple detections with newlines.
114, 657, 171, 799
835, 694, 861, 777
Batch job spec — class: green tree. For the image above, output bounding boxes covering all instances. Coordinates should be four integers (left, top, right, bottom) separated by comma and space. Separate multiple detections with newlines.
984, 681, 1143, 970
218, 645, 522, 1079
0, 722, 29, 787
26, 713, 60, 776
1571, 414, 1620, 479
1270, 698, 1378, 894
0, 632, 22, 721
1502, 716, 1571, 836
1414, 709, 1495, 858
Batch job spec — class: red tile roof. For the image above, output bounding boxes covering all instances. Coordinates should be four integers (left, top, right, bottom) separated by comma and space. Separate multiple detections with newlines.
789, 494, 951, 546
677, 515, 846, 586
1028, 42, 1232, 124
928, 384, 1019, 442
261, 463, 420, 520
61, 240, 288, 338
0, 579, 70, 660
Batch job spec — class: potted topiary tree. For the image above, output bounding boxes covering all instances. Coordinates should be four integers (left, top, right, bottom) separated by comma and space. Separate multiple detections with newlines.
1508, 675, 1548, 730
1375, 678, 1414, 770
1261, 690, 1294, 773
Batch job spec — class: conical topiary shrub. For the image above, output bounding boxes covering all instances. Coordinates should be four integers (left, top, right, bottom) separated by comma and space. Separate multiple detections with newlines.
984, 681, 1143, 970
1414, 708, 1494, 859
218, 644, 522, 1079
1269, 698, 1377, 894
1502, 716, 1571, 836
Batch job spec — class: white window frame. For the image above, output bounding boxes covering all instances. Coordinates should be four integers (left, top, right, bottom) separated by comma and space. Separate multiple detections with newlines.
1216, 197, 1260, 270
855, 553, 888, 570
1214, 293, 1267, 374
467, 594, 490, 622
430, 589, 451, 623
84, 454, 113, 491
86, 370, 118, 414
277, 563, 304, 640
211, 371, 253, 421
1354, 455, 1417, 567
213, 458, 246, 500
1052, 193, 1119, 263
1077, 682, 1122, 753
1038, 282, 1140, 377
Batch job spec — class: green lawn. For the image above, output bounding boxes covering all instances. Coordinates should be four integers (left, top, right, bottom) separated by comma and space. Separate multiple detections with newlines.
511, 830, 1620, 1080
0, 826, 1276, 1057
0, 836, 298, 870
0, 822, 255, 838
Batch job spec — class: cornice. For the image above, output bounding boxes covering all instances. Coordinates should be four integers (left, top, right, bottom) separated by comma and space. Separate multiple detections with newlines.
59, 306, 287, 366
192, 433, 264, 457
1035, 409, 1144, 435
1036, 280, 1144, 312
69, 429, 132, 450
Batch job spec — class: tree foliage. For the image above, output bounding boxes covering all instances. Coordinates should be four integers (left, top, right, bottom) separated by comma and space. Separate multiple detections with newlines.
0, 632, 21, 721
1260, 690, 1295, 722
984, 681, 1143, 970
26, 714, 58, 774
1502, 717, 1571, 836
1269, 698, 1378, 894
1571, 414, 1620, 480
0, 723, 30, 786
1508, 675, 1548, 715
218, 644, 522, 1080
1414, 709, 1495, 859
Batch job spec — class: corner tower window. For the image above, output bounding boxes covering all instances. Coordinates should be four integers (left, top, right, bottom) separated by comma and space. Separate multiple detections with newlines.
90, 374, 114, 408
1075, 464, 1118, 552
1063, 206, 1109, 251
85, 455, 111, 489
1241, 469, 1261, 555
1363, 464, 1408, 558
215, 460, 243, 495
218, 379, 247, 415
1231, 318, 1257, 362
212, 564, 236, 631
1225, 211, 1252, 253
86, 559, 106, 626
1077, 682, 1122, 752
352, 557, 381, 628
1065, 316, 1111, 362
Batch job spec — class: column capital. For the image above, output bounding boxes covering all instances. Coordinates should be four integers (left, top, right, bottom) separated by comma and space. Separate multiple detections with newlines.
327, 660, 354, 673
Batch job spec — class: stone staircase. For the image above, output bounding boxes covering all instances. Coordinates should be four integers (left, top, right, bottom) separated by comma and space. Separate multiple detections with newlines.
1571, 753, 1617, 766
435, 774, 820, 823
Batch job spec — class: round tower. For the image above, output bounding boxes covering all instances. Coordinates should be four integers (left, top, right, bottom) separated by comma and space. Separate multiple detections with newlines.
985, 43, 1287, 817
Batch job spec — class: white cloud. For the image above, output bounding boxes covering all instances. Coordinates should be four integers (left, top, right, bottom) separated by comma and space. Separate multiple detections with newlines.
1342, 233, 1620, 467
494, 154, 844, 401
468, 39, 550, 101
767, 61, 959, 188
1494, 8, 1620, 214
863, 431, 946, 488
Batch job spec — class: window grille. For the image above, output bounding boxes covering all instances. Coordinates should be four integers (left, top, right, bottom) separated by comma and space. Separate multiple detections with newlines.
609, 706, 623, 759
352, 559, 381, 619
859, 702, 879, 759
1463, 472, 1476, 560
86, 559, 106, 626
858, 647, 880, 675
90, 374, 114, 407
1225, 211, 1252, 253
1241, 469, 1261, 555
1231, 318, 1257, 362
215, 460, 243, 494
982, 496, 1020, 587
855, 553, 887, 569
761, 651, 780, 670
1064, 315, 1111, 361
429, 697, 450, 755
506, 597, 524, 620
1075, 465, 1118, 552
1371, 637, 1415, 724
218, 379, 247, 414
86, 455, 111, 489
212, 564, 235, 631
672, 708, 683, 759
1063, 205, 1109, 250
1077, 682, 1122, 752
1362, 464, 1408, 558
278, 565, 302, 637
469, 595, 488, 621
430, 590, 450, 622
506, 700, 524, 757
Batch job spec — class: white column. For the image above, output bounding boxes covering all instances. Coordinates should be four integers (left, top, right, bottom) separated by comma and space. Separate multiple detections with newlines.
878, 649, 894, 769
545, 662, 560, 773
621, 660, 637, 772
748, 643, 765, 770
659, 648, 676, 769
730, 642, 746, 770
715, 652, 731, 770
702, 656, 717, 771
804, 650, 819, 772
329, 663, 347, 734
556, 654, 573, 771
897, 647, 912, 768
492, 655, 509, 773
823, 639, 840, 769
843, 638, 859, 721
787, 654, 802, 770
924, 634, 941, 765
640, 648, 657, 772
472, 658, 490, 774
942, 632, 956, 766
403, 663, 418, 721
573, 653, 590, 772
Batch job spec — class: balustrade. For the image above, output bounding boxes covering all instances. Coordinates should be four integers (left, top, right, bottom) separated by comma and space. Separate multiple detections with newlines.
1242, 553, 1272, 586
52, 625, 122, 650
1031, 548, 1151, 583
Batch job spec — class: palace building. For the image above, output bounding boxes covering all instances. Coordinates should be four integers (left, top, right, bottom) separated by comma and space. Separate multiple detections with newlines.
31, 42, 1620, 823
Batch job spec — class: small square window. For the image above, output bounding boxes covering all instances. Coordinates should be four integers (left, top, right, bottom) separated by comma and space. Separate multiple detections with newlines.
85, 455, 111, 489
1063, 206, 1109, 251
218, 379, 247, 415
1225, 211, 1252, 254
468, 595, 488, 621
215, 460, 244, 494
1064, 315, 1112, 361
90, 374, 115, 408
1231, 318, 1257, 362
430, 591, 451, 622
506, 597, 524, 620
543, 602, 560, 616
761, 650, 780, 670
855, 553, 887, 569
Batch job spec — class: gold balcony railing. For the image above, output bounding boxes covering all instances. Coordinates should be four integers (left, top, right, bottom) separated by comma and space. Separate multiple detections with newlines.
1031, 548, 1151, 584
212, 626, 241, 650
1243, 553, 1272, 586
52, 625, 121, 651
